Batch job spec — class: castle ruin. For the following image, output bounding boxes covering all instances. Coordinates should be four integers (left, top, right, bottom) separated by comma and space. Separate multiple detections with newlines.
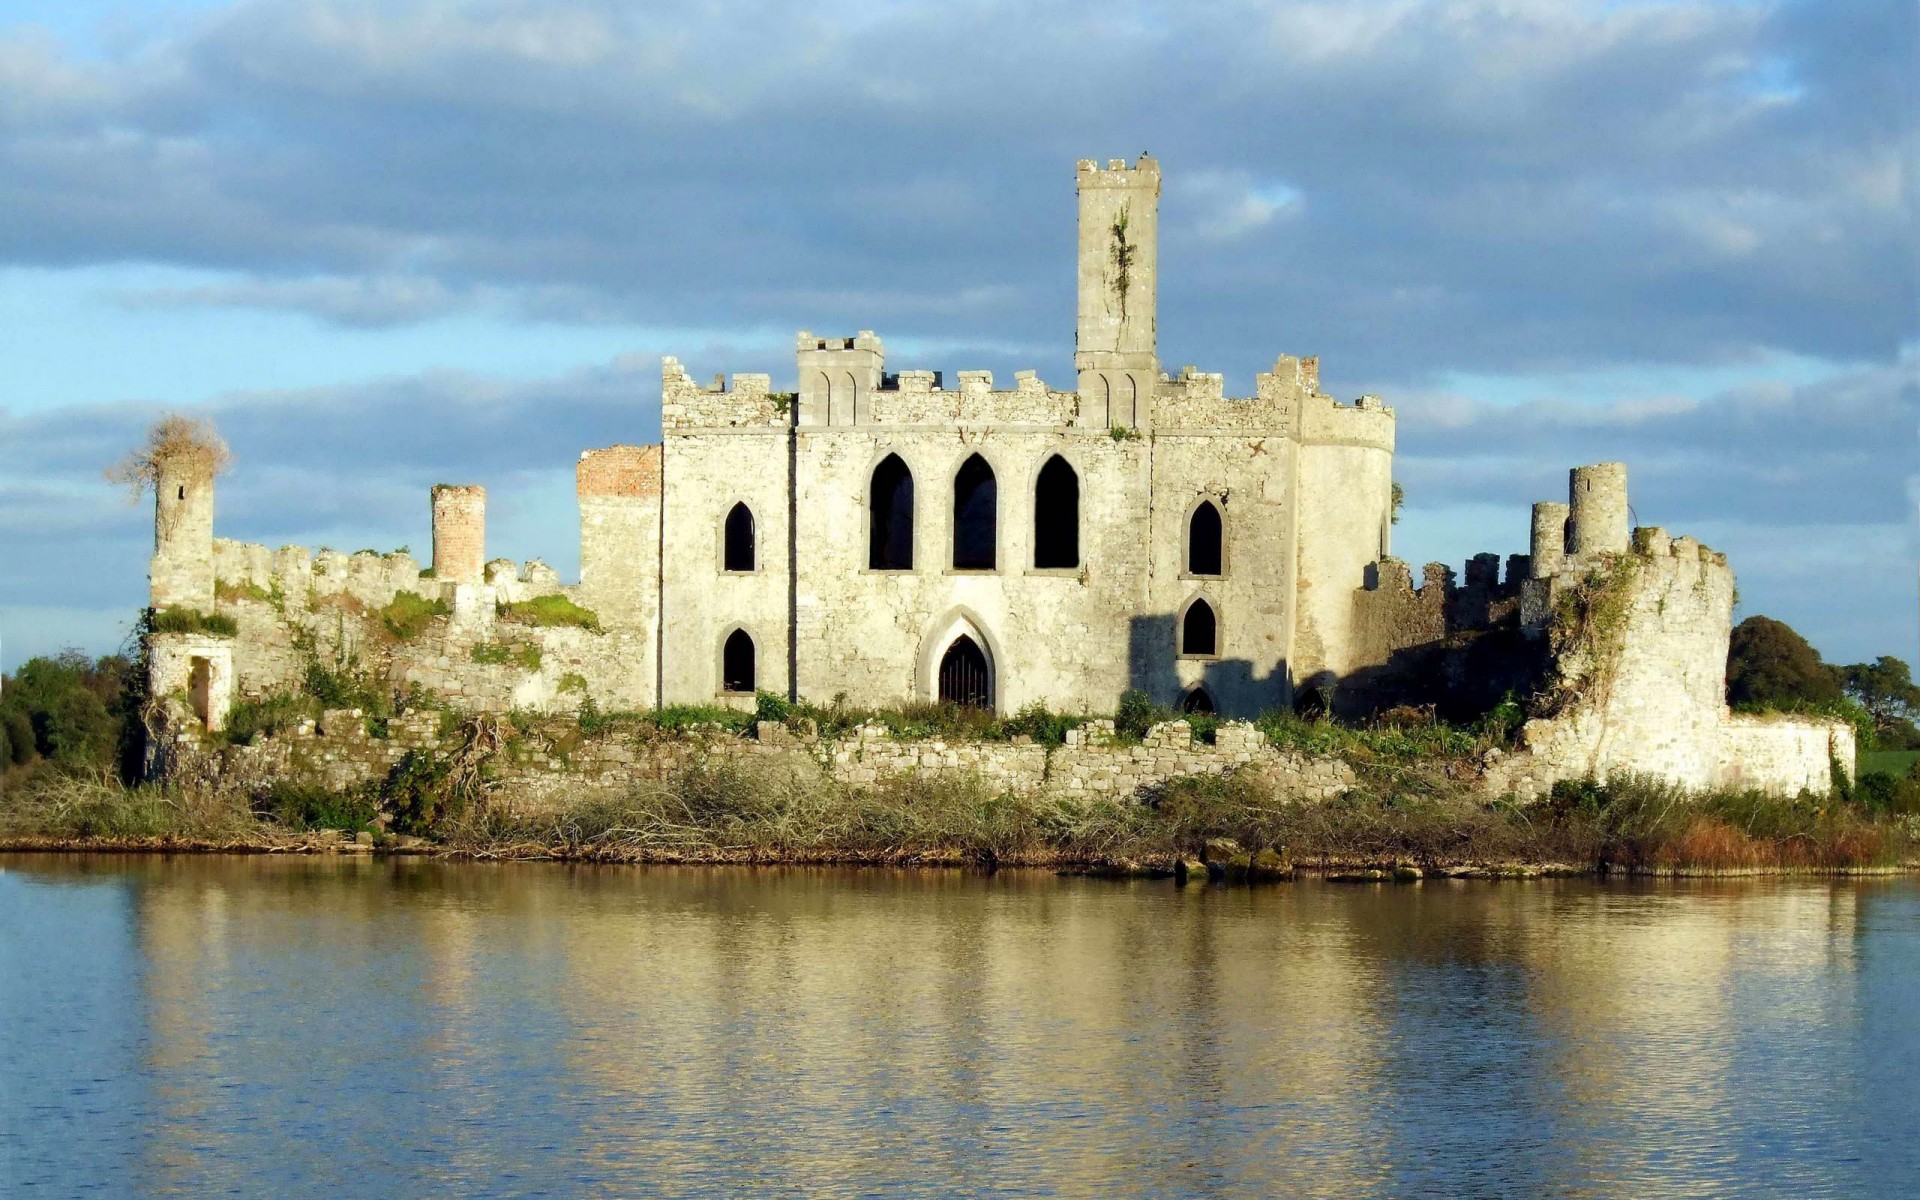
140, 157, 1853, 801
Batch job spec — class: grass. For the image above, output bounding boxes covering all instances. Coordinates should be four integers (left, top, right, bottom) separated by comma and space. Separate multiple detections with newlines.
149, 607, 239, 637
377, 590, 449, 641
472, 641, 543, 670
432, 758, 1916, 872
497, 595, 601, 631
0, 769, 265, 843
215, 579, 272, 604
5, 754, 1913, 874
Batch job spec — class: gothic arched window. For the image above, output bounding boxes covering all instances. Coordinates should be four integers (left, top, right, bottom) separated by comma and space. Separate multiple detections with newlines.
1188, 500, 1223, 576
1181, 598, 1218, 657
722, 629, 756, 693
724, 503, 755, 572
870, 455, 915, 570
1033, 456, 1079, 569
952, 454, 997, 570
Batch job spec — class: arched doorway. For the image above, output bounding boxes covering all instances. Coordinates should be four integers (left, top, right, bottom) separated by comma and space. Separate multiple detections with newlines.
938, 635, 991, 708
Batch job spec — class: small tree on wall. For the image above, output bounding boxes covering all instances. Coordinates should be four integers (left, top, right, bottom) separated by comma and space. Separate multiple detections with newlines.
106, 414, 231, 500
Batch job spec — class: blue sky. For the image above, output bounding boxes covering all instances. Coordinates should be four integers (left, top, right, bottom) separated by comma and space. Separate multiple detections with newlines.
1, 0, 1914, 672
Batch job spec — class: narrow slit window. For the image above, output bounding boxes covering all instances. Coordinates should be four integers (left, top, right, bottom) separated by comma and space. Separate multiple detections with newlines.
1188, 501, 1223, 576
1033, 456, 1079, 569
722, 629, 756, 693
952, 454, 997, 570
1181, 599, 1217, 657
724, 503, 755, 572
869, 454, 915, 570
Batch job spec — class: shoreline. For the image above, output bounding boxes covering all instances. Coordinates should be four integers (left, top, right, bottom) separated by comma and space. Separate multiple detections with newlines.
6, 836, 1915, 879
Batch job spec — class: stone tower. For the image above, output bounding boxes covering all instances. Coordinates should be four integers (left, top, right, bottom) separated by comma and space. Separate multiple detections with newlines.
1075, 155, 1160, 430
150, 450, 215, 610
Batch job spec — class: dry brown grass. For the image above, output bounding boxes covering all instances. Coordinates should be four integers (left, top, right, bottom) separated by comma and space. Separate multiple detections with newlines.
105, 414, 231, 498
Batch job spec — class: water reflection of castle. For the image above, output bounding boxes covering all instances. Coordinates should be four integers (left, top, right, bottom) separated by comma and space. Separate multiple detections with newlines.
124, 866, 1866, 1193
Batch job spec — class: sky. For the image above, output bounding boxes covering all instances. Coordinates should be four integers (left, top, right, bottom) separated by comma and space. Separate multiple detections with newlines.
0, 0, 1914, 672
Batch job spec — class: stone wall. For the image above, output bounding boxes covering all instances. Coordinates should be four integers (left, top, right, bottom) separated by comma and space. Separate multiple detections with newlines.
1483, 536, 1852, 799
160, 714, 1357, 818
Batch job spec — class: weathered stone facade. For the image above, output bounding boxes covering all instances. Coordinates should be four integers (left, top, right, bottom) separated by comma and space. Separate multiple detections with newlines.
137, 157, 1847, 800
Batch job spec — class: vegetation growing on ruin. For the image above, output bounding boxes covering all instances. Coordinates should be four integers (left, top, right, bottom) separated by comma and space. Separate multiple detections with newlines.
215, 579, 272, 604
148, 607, 239, 637
105, 414, 230, 500
497, 595, 601, 631
1108, 425, 1142, 441
377, 590, 450, 641
471, 641, 543, 670
1543, 553, 1641, 710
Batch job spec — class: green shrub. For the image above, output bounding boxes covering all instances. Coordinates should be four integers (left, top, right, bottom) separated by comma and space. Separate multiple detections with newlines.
1, 709, 31, 765
1115, 689, 1158, 741
558, 672, 588, 694
497, 595, 601, 631
379, 751, 459, 835
255, 781, 379, 832
378, 590, 449, 640
225, 691, 320, 745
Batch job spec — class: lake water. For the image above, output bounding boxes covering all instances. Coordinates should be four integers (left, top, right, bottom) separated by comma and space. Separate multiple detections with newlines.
2, 856, 1916, 1198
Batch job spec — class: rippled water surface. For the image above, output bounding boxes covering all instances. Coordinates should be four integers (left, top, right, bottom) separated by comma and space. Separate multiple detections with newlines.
2, 857, 1916, 1197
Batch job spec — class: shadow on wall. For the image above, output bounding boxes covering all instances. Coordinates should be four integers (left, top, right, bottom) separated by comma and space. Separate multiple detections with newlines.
1335, 627, 1549, 723
1125, 613, 1287, 719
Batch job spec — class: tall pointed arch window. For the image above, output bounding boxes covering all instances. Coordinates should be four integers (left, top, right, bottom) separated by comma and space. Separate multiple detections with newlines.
722, 629, 756, 693
952, 454, 997, 570
1181, 597, 1218, 657
1033, 455, 1079, 569
869, 454, 915, 570
1188, 500, 1223, 576
723, 503, 755, 572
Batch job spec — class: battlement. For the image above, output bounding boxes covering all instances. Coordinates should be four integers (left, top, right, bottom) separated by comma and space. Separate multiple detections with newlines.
662, 356, 788, 430
796, 329, 884, 354
1149, 355, 1394, 448
864, 369, 1079, 426
1075, 155, 1161, 186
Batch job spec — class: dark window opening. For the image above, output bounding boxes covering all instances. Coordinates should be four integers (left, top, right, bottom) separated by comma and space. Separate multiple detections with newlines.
722, 629, 756, 693
1033, 456, 1080, 569
724, 503, 755, 571
1188, 501, 1223, 575
869, 454, 915, 570
1182, 599, 1217, 656
938, 635, 991, 708
952, 454, 997, 570
177, 486, 186, 500
1181, 687, 1215, 715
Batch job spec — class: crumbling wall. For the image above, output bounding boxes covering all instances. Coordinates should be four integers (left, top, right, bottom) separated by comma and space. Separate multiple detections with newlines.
1484, 535, 1852, 799
158, 715, 1356, 818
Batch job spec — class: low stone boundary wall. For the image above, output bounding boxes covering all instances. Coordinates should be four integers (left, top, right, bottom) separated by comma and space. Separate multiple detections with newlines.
159, 710, 1357, 813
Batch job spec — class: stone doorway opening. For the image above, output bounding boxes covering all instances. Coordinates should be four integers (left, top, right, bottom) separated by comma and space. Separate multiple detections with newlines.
938, 635, 991, 708
188, 657, 212, 727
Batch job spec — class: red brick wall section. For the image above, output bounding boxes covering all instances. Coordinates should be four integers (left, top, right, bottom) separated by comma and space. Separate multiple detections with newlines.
577, 444, 663, 499
431, 485, 486, 584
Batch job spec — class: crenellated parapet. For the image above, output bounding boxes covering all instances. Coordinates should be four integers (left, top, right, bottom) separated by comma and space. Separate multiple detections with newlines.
1146, 355, 1394, 450
862, 368, 1080, 426
661, 356, 789, 430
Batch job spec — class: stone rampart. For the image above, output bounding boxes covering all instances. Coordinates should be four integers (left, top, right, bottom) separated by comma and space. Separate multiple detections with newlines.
1485, 540, 1852, 799
161, 715, 1359, 817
